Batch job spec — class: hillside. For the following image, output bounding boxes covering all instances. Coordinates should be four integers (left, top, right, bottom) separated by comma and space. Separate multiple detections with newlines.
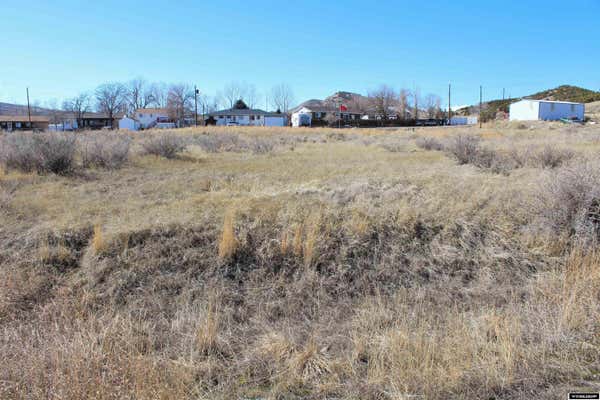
456, 85, 600, 119
0, 102, 53, 116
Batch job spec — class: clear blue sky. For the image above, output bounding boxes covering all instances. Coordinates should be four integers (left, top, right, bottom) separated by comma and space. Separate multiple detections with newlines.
1, 0, 599, 109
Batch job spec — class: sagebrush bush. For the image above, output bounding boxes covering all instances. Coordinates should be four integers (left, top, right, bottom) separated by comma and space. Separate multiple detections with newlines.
445, 134, 481, 164
0, 131, 76, 174
510, 145, 575, 169
191, 133, 275, 154
534, 145, 575, 169
80, 133, 130, 169
415, 136, 444, 151
534, 161, 600, 243
142, 134, 186, 159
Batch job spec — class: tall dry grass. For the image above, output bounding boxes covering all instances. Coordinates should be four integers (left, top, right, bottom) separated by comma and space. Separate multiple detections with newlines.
1, 123, 600, 399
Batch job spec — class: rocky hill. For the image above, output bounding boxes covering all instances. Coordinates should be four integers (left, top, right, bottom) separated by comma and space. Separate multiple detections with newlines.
291, 91, 369, 113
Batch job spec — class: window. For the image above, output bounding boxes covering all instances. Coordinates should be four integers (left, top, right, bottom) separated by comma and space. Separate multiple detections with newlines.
256, 115, 261, 119
550, 103, 555, 111
250, 115, 255, 120
571, 104, 575, 112
139, 114, 143, 118
219, 116, 224, 119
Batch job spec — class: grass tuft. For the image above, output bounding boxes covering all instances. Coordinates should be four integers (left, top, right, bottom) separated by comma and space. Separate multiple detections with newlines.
218, 210, 237, 260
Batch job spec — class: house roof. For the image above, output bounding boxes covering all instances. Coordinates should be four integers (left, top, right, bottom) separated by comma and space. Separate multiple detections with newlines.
208, 108, 286, 117
136, 108, 169, 114
0, 115, 50, 123
60, 111, 120, 120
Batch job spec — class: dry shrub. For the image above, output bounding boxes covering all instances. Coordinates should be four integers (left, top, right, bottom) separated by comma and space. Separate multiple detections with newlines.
290, 337, 331, 382
445, 135, 515, 174
533, 161, 600, 244
80, 132, 130, 169
415, 136, 444, 151
533, 145, 575, 169
142, 134, 186, 159
0, 131, 76, 174
445, 134, 481, 165
218, 210, 237, 260
251, 137, 276, 154
511, 145, 576, 169
192, 133, 275, 154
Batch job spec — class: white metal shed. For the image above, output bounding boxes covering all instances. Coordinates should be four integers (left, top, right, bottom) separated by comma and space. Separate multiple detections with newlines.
509, 100, 584, 121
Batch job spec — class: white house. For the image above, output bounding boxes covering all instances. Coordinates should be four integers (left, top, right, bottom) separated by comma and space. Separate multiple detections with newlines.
292, 105, 362, 122
118, 116, 141, 131
291, 110, 312, 127
509, 100, 584, 121
208, 107, 287, 127
135, 108, 172, 129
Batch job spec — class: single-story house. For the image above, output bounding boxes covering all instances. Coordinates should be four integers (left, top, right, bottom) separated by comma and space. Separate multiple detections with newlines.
48, 112, 120, 130
293, 106, 362, 122
509, 99, 585, 121
208, 108, 287, 127
0, 115, 49, 131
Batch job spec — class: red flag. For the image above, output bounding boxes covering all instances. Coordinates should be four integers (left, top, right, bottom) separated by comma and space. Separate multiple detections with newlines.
340, 104, 348, 112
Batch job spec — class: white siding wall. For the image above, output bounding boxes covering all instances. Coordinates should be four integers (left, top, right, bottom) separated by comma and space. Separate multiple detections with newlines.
215, 115, 286, 126
538, 102, 584, 121
119, 117, 140, 131
509, 100, 540, 121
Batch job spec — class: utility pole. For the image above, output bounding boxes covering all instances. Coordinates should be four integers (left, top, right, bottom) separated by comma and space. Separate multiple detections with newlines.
479, 85, 483, 129
26, 87, 32, 127
448, 83, 451, 126
194, 86, 199, 127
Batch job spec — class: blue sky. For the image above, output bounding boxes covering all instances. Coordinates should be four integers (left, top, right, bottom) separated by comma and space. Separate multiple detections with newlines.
1, 0, 599, 109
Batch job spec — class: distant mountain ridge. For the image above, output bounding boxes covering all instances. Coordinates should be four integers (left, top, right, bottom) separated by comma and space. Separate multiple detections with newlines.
0, 102, 53, 116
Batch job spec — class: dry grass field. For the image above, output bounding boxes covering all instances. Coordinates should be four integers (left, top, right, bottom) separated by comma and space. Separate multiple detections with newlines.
1, 122, 600, 399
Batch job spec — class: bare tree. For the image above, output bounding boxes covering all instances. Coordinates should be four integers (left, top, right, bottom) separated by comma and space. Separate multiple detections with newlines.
245, 84, 259, 109
95, 83, 126, 129
368, 85, 397, 120
148, 82, 169, 108
271, 83, 294, 113
424, 94, 442, 118
223, 82, 247, 108
126, 78, 154, 112
398, 89, 409, 120
166, 84, 194, 127
347, 96, 370, 115
63, 92, 91, 129
411, 88, 421, 120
